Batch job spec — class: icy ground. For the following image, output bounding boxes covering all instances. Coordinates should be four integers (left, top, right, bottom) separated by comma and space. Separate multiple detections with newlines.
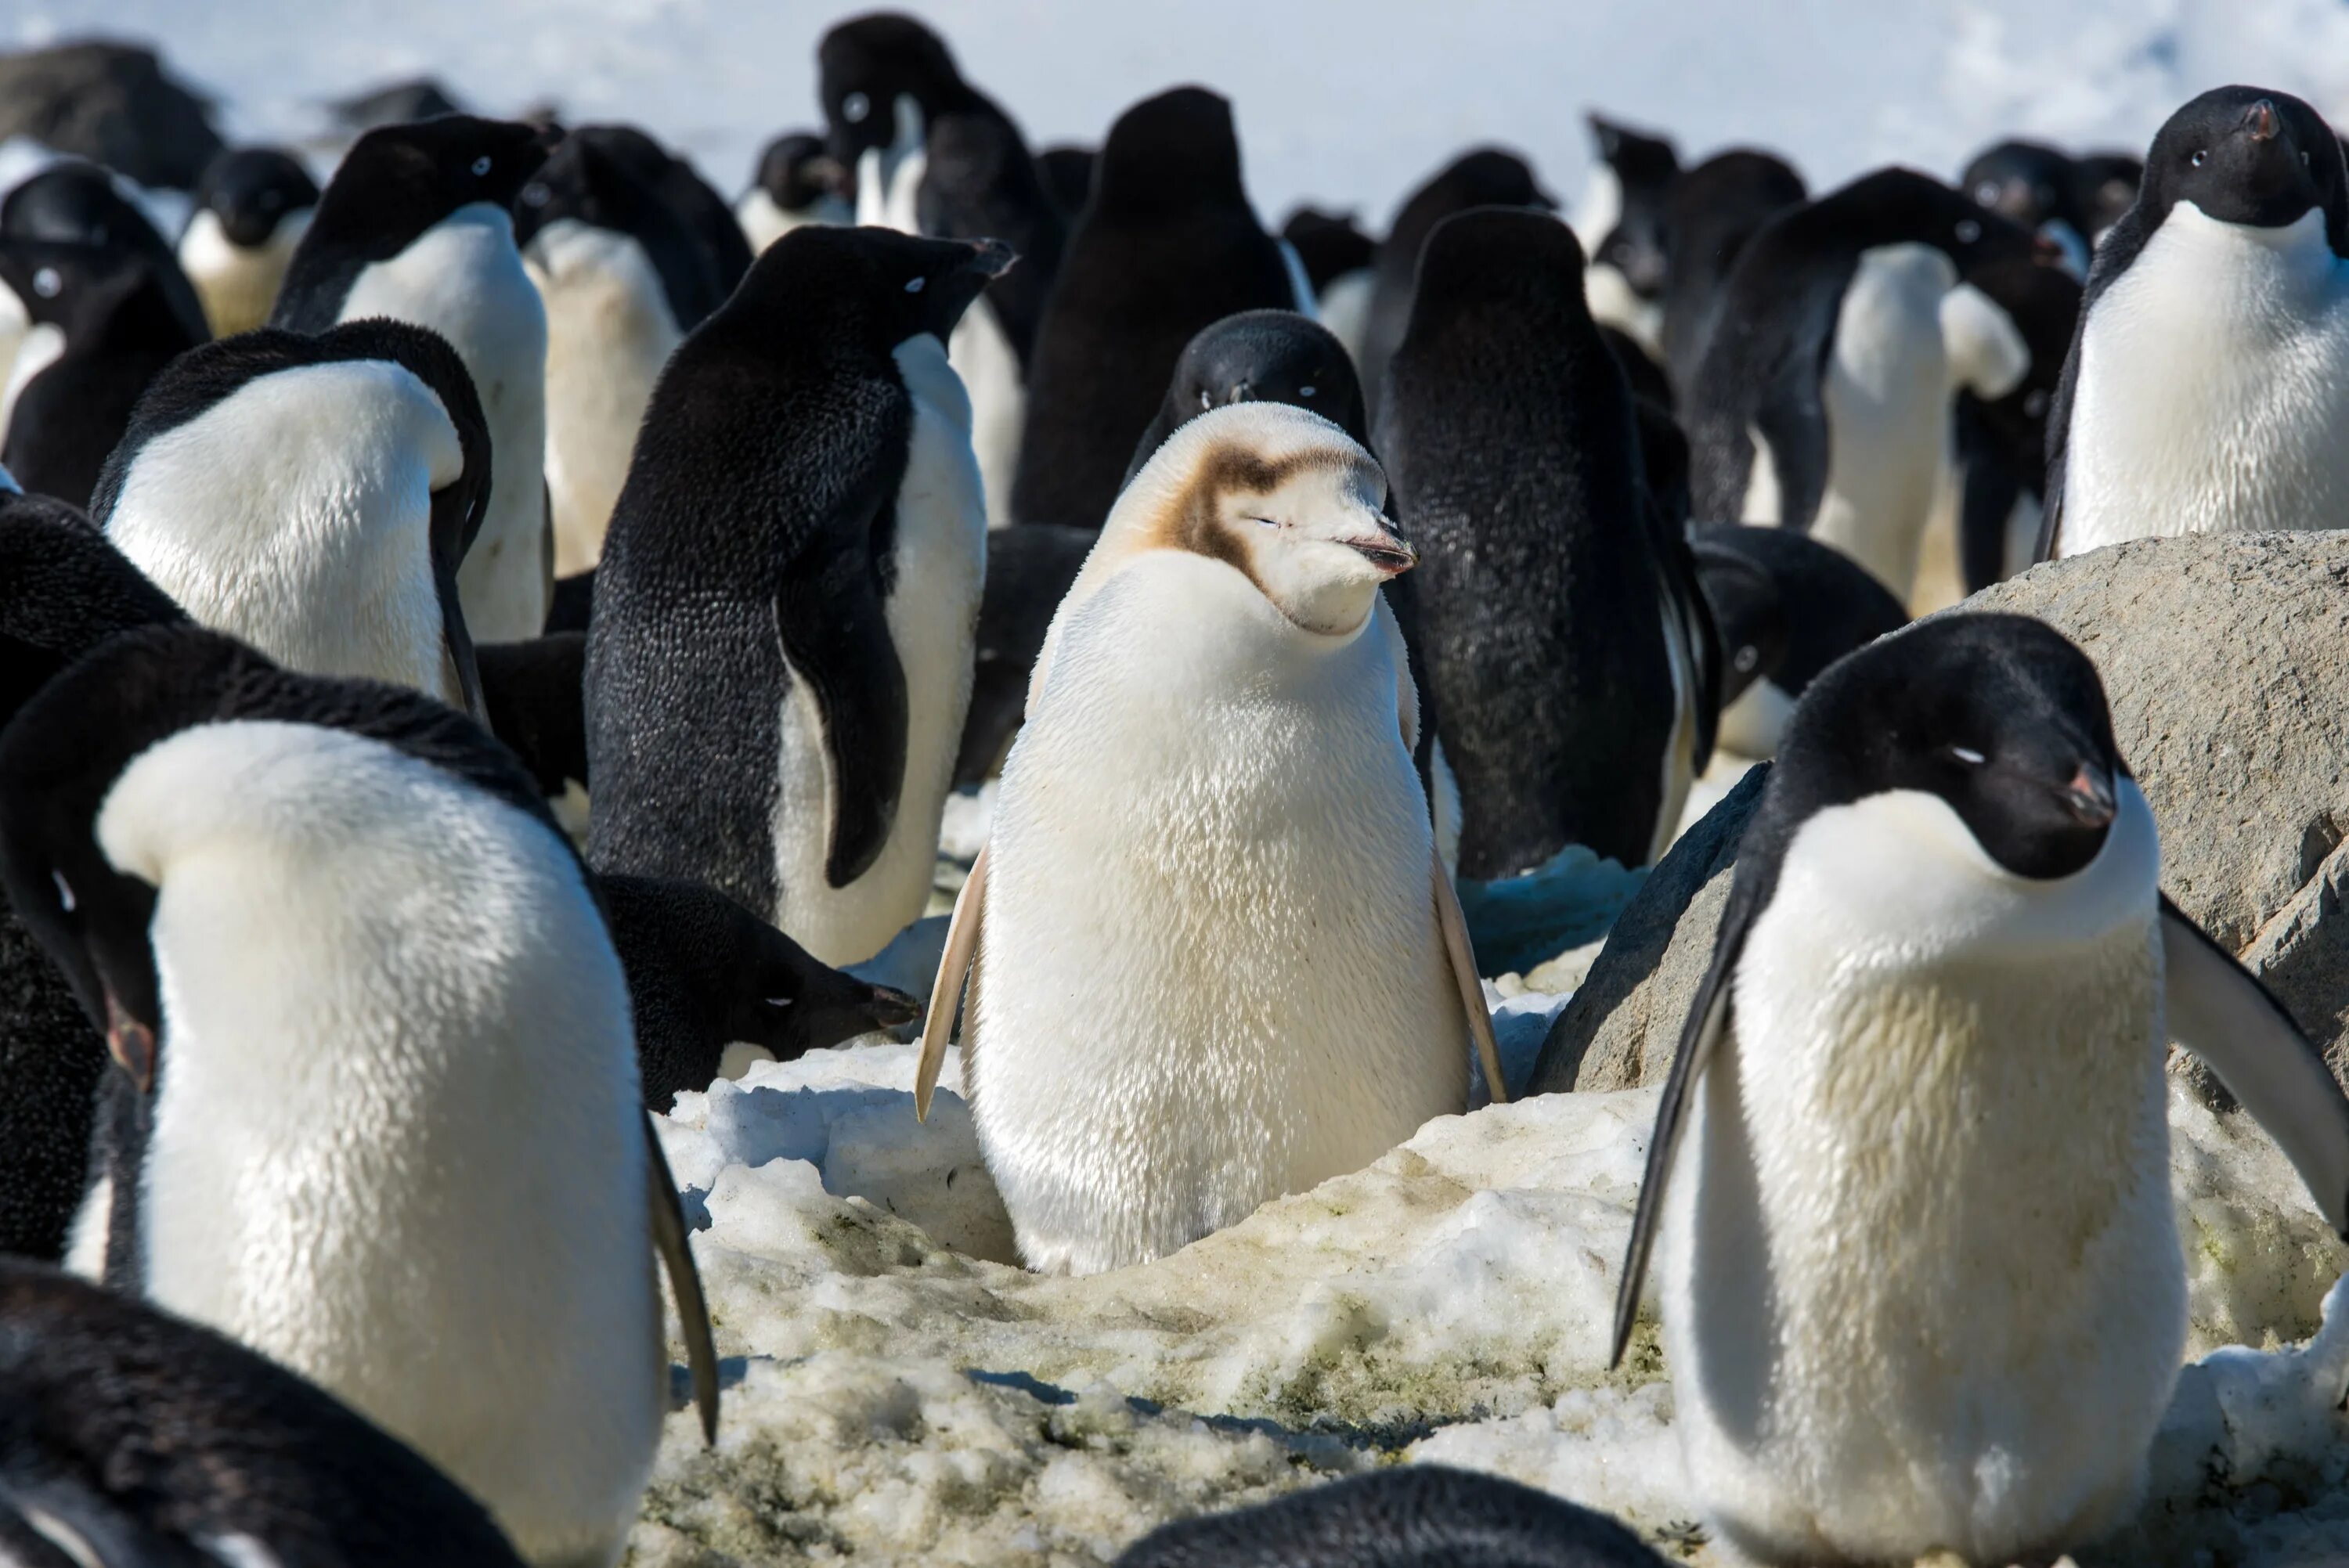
631, 1030, 2349, 1566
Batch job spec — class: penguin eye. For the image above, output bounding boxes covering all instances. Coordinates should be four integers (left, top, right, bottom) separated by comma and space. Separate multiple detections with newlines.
2190, 149, 2208, 168
1954, 218, 1982, 243
904, 276, 926, 293
31, 267, 60, 298
1298, 384, 1318, 398
50, 870, 74, 914
1733, 646, 1759, 674
763, 996, 792, 1009
471, 155, 493, 177
1948, 745, 1987, 766
1974, 181, 2001, 205
843, 92, 870, 124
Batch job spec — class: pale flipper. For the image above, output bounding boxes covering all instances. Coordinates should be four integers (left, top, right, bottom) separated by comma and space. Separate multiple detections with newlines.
644, 1116, 720, 1443
916, 841, 990, 1121
1434, 852, 1510, 1106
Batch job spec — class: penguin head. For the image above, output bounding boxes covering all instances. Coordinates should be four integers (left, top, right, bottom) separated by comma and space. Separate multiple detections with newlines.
189, 147, 319, 249
1960, 139, 2080, 232
1408, 206, 1591, 337
306, 114, 552, 258
1093, 87, 1250, 218
818, 13, 967, 164
753, 132, 846, 211
1118, 402, 1409, 637
2142, 86, 2347, 248
1689, 538, 1788, 708
0, 160, 161, 251
1587, 114, 1680, 194
1162, 310, 1366, 448
1777, 614, 2123, 881
737, 223, 1013, 350
2072, 152, 2142, 236
0, 235, 173, 342
1587, 115, 1679, 299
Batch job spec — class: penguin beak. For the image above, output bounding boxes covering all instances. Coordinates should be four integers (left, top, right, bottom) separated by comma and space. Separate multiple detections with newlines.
2246, 99, 2282, 144
1344, 521, 1417, 577
964, 238, 1017, 279
2059, 762, 2117, 828
104, 991, 155, 1095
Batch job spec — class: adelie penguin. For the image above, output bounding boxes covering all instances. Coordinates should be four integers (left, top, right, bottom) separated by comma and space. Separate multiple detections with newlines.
2043, 87, 2349, 560
271, 114, 555, 643
0, 1260, 527, 1567
1949, 254, 2080, 589
1618, 615, 2349, 1563
737, 131, 849, 252
1656, 149, 1806, 396
177, 146, 320, 335
1961, 137, 2096, 272
0, 158, 211, 346
1575, 113, 1680, 355
514, 127, 723, 576
1379, 207, 1716, 876
1684, 168, 2040, 600
586, 225, 1009, 967
91, 319, 492, 717
1009, 86, 1297, 529
0, 625, 719, 1568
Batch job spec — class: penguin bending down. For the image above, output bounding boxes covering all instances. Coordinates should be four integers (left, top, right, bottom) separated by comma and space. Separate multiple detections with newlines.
2044, 87, 2349, 559
92, 319, 492, 716
1685, 168, 2038, 599
178, 146, 319, 335
0, 158, 212, 345
916, 403, 1508, 1276
1578, 114, 1680, 354
737, 132, 848, 252
0, 1260, 527, 1567
514, 128, 722, 576
1380, 207, 1715, 877
272, 114, 554, 643
0, 625, 718, 1568
586, 225, 1009, 967
1614, 613, 2349, 1566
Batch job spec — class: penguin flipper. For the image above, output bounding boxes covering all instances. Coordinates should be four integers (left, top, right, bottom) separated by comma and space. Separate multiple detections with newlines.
0, 1469, 201, 1568
774, 564, 909, 888
643, 1116, 720, 1444
1752, 337, 1831, 531
1432, 851, 1509, 1105
915, 842, 988, 1123
2160, 896, 2349, 1238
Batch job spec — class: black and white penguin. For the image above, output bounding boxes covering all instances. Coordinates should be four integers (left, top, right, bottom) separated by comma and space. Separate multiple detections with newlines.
1279, 205, 1377, 359
597, 872, 919, 1109
0, 158, 211, 344
0, 486, 179, 1264
1656, 149, 1806, 395
0, 1259, 527, 1566
1357, 148, 1554, 417
1113, 1466, 1666, 1568
2043, 87, 2349, 560
565, 122, 752, 301
1578, 113, 1681, 353
1036, 143, 1095, 216
90, 319, 491, 716
1961, 137, 2095, 272
1950, 254, 2080, 589
1379, 207, 1715, 875
1684, 168, 2038, 597
271, 114, 554, 644
2072, 150, 2144, 236
1125, 308, 1365, 480
0, 237, 203, 509
0, 625, 717, 1566
513, 127, 721, 576
1009, 86, 1296, 529
1615, 612, 2349, 1565
177, 146, 319, 335
1687, 521, 1907, 758
737, 131, 849, 251
817, 11, 991, 232
586, 225, 1009, 966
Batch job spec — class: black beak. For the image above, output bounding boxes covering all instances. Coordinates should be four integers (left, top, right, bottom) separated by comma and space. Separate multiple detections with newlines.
965, 238, 1017, 279
105, 991, 155, 1094
2246, 99, 2282, 143
2059, 762, 2117, 828
865, 982, 921, 1029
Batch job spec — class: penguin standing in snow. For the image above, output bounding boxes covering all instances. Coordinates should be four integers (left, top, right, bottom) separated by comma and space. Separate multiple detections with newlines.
586, 225, 1009, 967
0, 1260, 527, 1566
917, 403, 1508, 1276
271, 114, 554, 643
737, 132, 848, 252
0, 158, 211, 344
1615, 613, 2349, 1566
0, 625, 717, 1568
2044, 87, 2349, 559
1657, 150, 1806, 395
1009, 86, 1296, 529
1577, 114, 1680, 355
92, 319, 491, 716
1684, 168, 2038, 599
1380, 207, 1714, 876
177, 146, 319, 335
514, 128, 720, 575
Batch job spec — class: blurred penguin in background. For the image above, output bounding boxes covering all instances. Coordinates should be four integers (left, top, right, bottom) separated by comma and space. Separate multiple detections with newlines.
178, 146, 319, 335
738, 131, 849, 251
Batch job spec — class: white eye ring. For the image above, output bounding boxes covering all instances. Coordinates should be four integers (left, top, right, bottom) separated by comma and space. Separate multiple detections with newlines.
1297, 384, 1317, 397
471, 155, 492, 177
765, 996, 792, 1008
1950, 745, 1986, 766
1733, 646, 1759, 673
904, 276, 925, 293
844, 91, 870, 124
1954, 218, 1983, 243
1199, 390, 1213, 411
51, 870, 74, 912
31, 267, 60, 298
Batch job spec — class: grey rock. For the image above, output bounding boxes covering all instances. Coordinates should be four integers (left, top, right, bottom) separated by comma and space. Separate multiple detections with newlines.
0, 41, 222, 191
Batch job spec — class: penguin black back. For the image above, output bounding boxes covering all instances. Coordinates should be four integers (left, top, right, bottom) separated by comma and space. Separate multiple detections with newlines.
1657, 149, 1806, 395
1008, 86, 1295, 528
1125, 308, 1365, 481
190, 146, 320, 247
514, 126, 724, 331
570, 122, 752, 299
1037, 144, 1095, 217
0, 159, 209, 342
0, 1260, 526, 1566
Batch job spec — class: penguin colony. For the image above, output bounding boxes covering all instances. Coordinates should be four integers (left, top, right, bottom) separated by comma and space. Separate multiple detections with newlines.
0, 11, 2340, 1563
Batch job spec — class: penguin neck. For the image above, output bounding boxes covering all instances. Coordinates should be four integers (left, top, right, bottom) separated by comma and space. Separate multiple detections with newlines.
857, 96, 929, 232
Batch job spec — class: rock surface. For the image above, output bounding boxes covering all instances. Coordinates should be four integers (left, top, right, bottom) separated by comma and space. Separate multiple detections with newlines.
0, 41, 222, 190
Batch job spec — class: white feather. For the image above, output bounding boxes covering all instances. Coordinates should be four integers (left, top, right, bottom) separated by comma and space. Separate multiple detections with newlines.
177, 206, 312, 337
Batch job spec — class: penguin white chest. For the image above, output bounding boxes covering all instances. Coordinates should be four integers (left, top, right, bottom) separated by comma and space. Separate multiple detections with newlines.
969, 556, 1466, 1277
1810, 243, 1959, 597
0, 321, 66, 443
2062, 204, 2349, 553
341, 203, 550, 641
1662, 785, 2181, 1565
948, 293, 1025, 526
770, 333, 984, 964
179, 207, 312, 337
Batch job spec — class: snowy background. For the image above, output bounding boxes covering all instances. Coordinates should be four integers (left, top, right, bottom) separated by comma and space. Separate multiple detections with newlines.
14, 0, 2349, 227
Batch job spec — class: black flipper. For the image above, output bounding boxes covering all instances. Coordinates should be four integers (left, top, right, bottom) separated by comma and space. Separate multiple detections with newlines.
1752, 332, 1833, 533
774, 534, 908, 889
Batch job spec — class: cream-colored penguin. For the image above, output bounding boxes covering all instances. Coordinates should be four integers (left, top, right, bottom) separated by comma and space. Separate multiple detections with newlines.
918, 402, 1506, 1277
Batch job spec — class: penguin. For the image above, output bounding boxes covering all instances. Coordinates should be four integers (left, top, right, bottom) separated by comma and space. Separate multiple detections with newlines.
271, 114, 554, 644
0, 158, 211, 344
0, 1259, 528, 1567
0, 488, 180, 1264
513, 128, 721, 576
597, 872, 920, 1109
817, 12, 982, 233
1656, 150, 1806, 396
1687, 521, 1907, 759
1113, 1466, 1668, 1568
1612, 612, 2349, 1566
2043, 87, 2349, 561
2072, 151, 2143, 237
562, 123, 752, 301
1961, 138, 2095, 273
177, 146, 320, 335
1279, 206, 1377, 362
90, 319, 491, 717
1036, 144, 1095, 218
585, 225, 1010, 967
1124, 308, 1365, 481
1684, 168, 2038, 599
0, 624, 719, 1568
1378, 207, 1715, 876
1949, 255, 2080, 589
952, 521, 1095, 787
0, 237, 203, 509
1579, 114, 1681, 354
1009, 86, 1297, 530
915, 402, 1508, 1276
737, 131, 849, 252
1357, 148, 1554, 419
